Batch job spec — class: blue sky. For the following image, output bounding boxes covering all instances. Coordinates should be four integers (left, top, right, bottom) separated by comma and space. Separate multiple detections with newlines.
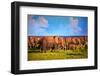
28, 15, 88, 36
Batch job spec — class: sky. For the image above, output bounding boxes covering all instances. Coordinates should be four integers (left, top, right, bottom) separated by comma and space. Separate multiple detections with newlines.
28, 15, 88, 36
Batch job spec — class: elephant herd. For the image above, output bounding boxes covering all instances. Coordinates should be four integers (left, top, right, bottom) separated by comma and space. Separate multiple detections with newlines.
28, 36, 88, 52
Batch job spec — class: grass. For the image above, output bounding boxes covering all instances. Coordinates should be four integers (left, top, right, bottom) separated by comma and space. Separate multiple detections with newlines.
28, 49, 88, 61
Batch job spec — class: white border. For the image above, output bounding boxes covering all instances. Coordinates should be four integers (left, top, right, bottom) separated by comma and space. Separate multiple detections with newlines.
20, 6, 95, 70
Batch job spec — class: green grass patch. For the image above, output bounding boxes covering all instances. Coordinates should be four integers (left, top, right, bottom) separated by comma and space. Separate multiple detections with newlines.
28, 49, 87, 61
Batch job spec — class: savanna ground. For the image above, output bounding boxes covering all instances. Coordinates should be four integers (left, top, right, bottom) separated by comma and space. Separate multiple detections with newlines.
28, 48, 87, 61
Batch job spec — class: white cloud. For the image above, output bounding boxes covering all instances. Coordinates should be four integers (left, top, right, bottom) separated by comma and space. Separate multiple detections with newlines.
28, 15, 35, 26
28, 16, 49, 36
70, 17, 81, 33
38, 16, 48, 28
